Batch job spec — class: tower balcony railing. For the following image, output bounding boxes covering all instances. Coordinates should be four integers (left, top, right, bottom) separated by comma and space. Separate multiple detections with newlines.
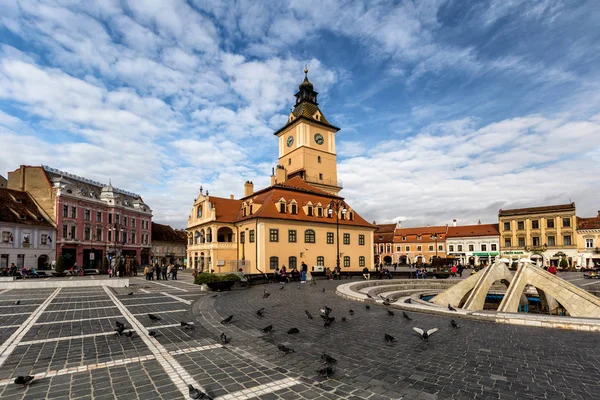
303, 175, 343, 188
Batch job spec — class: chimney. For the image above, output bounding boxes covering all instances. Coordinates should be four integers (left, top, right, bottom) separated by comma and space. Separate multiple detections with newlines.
396, 221, 402, 229
243, 181, 254, 197
452, 219, 457, 227
229, 194, 234, 200
20, 165, 25, 191
597, 210, 600, 217
275, 164, 286, 184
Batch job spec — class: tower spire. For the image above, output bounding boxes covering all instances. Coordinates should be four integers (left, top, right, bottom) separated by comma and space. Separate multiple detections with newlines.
304, 64, 308, 77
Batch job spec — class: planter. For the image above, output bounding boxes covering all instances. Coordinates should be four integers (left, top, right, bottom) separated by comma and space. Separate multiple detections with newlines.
51, 272, 67, 277
206, 281, 236, 291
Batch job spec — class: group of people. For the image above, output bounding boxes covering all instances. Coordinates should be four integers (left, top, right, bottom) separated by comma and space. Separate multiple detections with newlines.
0, 263, 19, 276
325, 265, 342, 280
449, 264, 465, 277
274, 262, 309, 283
143, 264, 179, 281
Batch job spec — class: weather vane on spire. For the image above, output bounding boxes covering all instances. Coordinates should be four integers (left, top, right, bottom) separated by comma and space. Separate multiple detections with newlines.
304, 64, 308, 77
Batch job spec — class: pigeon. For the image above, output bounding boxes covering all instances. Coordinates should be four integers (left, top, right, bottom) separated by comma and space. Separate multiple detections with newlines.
128, 291, 133, 296
297, 286, 301, 289
448, 304, 457, 312
403, 312, 412, 321
379, 295, 391, 302
124, 330, 134, 338
321, 353, 337, 364
188, 384, 212, 400
450, 320, 460, 328
277, 344, 295, 354
263, 289, 271, 299
287, 328, 300, 334
387, 310, 395, 317
349, 309, 354, 315
14, 300, 20, 305
220, 332, 230, 344
279, 285, 285, 290
305, 310, 313, 320
384, 333, 397, 343
14, 375, 34, 388
148, 314, 161, 321
322, 288, 325, 293
221, 315, 233, 324
181, 321, 194, 330
211, 294, 218, 298
256, 308, 265, 317
261, 324, 273, 333
324, 317, 335, 328
312, 279, 317, 285
405, 298, 412, 304
317, 366, 335, 378
366, 293, 374, 299
115, 325, 125, 336
365, 305, 370, 310
148, 330, 158, 337
115, 320, 125, 329
413, 327, 439, 342
383, 300, 391, 306
341, 317, 347, 322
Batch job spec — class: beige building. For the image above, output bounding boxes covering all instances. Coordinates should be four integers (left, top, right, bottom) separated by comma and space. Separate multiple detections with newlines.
374, 223, 396, 266
187, 70, 375, 274
393, 224, 447, 265
576, 212, 600, 269
498, 203, 577, 267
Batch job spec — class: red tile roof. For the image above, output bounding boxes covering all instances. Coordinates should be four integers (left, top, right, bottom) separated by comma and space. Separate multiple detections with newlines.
152, 222, 187, 243
208, 196, 243, 223
447, 224, 499, 238
237, 178, 374, 228
577, 216, 600, 230
375, 224, 396, 233
394, 225, 447, 243
499, 203, 575, 217
0, 188, 54, 227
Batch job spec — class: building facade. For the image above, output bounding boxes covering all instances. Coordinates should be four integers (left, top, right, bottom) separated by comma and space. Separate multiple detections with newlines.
498, 203, 577, 267
446, 224, 500, 266
0, 188, 56, 270
8, 165, 153, 270
151, 222, 187, 266
0, 175, 7, 188
374, 223, 396, 266
393, 225, 447, 265
576, 212, 600, 268
187, 70, 376, 274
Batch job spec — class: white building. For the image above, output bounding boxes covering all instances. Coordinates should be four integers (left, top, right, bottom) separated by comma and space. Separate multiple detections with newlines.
0, 188, 56, 270
446, 223, 500, 266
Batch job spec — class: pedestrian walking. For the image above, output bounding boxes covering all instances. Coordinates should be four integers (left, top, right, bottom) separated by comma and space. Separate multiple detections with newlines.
156, 265, 162, 280
162, 264, 168, 280
143, 266, 149, 280
171, 264, 178, 280
451, 265, 457, 277
457, 264, 464, 277
149, 265, 155, 280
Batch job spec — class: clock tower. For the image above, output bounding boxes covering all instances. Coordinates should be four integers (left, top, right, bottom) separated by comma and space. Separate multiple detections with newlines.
273, 68, 342, 195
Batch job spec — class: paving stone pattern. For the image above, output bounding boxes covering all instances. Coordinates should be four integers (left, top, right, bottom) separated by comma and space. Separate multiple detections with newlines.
0, 274, 599, 399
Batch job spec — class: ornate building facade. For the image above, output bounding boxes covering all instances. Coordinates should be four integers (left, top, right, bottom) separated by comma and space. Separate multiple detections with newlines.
446, 223, 500, 266
8, 165, 152, 269
187, 71, 375, 274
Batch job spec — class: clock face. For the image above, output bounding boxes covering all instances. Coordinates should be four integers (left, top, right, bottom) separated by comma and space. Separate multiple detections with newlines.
314, 133, 324, 145
287, 136, 294, 147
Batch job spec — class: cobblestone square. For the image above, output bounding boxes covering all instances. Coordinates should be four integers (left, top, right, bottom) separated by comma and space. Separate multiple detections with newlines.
0, 273, 598, 399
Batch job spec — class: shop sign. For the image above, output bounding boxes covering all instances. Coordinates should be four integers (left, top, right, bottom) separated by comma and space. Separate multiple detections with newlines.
502, 251, 524, 255
473, 252, 499, 256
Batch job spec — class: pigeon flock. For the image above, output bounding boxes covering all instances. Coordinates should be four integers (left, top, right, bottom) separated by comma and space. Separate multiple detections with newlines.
9, 280, 462, 400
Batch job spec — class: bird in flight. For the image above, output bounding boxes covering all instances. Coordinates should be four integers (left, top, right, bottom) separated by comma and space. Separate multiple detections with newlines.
413, 327, 439, 342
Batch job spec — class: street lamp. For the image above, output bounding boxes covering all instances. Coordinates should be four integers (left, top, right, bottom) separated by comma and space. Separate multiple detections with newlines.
430, 234, 439, 259
110, 223, 124, 276
328, 199, 347, 269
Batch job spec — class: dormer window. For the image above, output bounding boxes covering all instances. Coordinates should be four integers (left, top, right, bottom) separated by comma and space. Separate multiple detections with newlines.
317, 207, 323, 217
417, 235, 421, 240
279, 202, 286, 214
307, 206, 313, 217
291, 204, 297, 214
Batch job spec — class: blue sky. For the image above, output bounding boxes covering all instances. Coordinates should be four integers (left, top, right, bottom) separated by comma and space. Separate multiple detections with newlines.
1, 0, 600, 228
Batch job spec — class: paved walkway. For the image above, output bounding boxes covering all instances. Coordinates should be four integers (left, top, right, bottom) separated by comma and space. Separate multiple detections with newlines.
0, 273, 598, 399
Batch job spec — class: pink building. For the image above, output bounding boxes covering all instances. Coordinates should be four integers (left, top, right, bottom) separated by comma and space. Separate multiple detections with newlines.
7, 165, 153, 271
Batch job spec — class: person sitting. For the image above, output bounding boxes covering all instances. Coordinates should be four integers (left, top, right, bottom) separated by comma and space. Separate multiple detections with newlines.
362, 267, 370, 280
332, 266, 341, 280
280, 266, 289, 283
325, 267, 333, 280
381, 266, 392, 279
290, 266, 300, 281
420, 267, 428, 279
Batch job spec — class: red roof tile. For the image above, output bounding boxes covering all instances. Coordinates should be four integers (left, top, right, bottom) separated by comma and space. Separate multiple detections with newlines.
577, 216, 600, 230
151, 222, 187, 243
0, 188, 54, 227
208, 196, 243, 223
394, 226, 447, 243
446, 224, 499, 238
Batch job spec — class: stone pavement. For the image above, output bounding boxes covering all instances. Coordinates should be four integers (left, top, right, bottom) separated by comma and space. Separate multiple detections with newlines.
0, 273, 598, 399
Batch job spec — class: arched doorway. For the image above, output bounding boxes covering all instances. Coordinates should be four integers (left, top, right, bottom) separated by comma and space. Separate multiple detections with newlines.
383, 256, 392, 264
38, 255, 48, 270
469, 256, 475, 266
217, 227, 233, 242
399, 255, 408, 265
